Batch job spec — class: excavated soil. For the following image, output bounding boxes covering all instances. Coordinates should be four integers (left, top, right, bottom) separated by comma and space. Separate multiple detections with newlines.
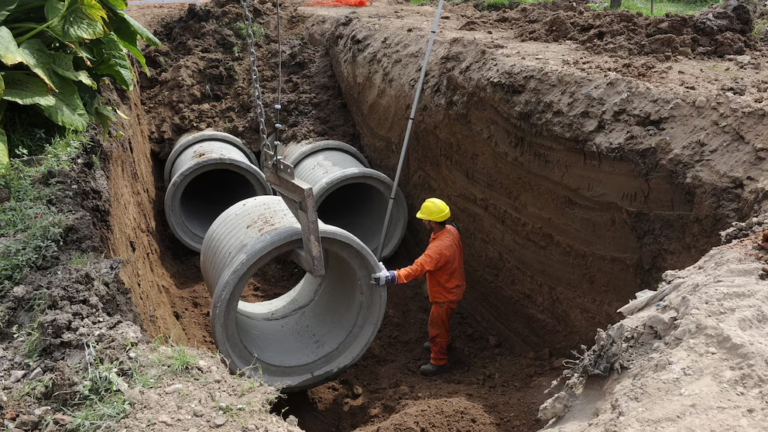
458, 1, 760, 59
119, 0, 767, 430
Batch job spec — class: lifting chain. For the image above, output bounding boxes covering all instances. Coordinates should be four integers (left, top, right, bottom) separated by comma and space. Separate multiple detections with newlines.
239, 0, 270, 156
238, 0, 326, 277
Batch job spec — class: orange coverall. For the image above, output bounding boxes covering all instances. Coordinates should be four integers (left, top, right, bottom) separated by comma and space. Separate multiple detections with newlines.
395, 225, 466, 366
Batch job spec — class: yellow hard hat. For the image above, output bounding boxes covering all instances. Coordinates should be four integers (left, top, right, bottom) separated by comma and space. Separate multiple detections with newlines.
416, 198, 451, 222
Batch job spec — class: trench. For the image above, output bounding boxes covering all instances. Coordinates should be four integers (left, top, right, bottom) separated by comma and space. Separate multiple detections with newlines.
105, 1, 763, 430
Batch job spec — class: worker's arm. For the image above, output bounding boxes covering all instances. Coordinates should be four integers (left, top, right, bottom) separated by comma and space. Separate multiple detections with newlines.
395, 246, 444, 284
370, 243, 445, 286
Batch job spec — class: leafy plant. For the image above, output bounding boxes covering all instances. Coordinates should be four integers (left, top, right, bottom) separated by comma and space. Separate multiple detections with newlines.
234, 22, 265, 42
0, 0, 161, 164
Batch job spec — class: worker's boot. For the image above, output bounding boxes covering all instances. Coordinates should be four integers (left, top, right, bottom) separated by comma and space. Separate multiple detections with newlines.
420, 362, 447, 376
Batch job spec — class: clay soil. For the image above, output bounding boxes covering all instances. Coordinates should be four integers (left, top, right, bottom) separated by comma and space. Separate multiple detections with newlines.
122, 0, 768, 430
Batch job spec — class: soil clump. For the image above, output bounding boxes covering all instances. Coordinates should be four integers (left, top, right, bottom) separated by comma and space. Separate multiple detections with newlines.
449, 0, 762, 59
139, 0, 358, 158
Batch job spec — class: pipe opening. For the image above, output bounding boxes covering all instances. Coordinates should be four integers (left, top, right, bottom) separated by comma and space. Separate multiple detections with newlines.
317, 182, 388, 253
235, 243, 372, 368
241, 253, 305, 303
180, 169, 259, 238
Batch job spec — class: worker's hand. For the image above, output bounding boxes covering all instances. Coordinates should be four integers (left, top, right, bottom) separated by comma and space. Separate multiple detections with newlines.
371, 269, 397, 286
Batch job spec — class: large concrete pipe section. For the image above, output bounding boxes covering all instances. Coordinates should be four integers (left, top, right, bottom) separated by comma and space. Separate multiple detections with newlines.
164, 131, 271, 252
280, 140, 408, 259
201, 196, 386, 391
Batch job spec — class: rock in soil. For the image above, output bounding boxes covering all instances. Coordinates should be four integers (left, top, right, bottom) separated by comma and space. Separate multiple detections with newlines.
52, 414, 72, 425
9, 371, 25, 383
211, 416, 227, 428
27, 368, 43, 380
13, 415, 39, 430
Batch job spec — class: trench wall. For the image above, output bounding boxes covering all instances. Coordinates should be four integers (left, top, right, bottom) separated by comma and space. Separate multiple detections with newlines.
99, 84, 191, 344
308, 14, 767, 354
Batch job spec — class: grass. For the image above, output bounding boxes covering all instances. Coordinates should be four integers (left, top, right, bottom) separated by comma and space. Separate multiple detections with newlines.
169, 345, 198, 372
606, 0, 717, 16
15, 376, 53, 400
0, 128, 88, 294
411, 0, 716, 15
69, 252, 88, 266
68, 395, 131, 432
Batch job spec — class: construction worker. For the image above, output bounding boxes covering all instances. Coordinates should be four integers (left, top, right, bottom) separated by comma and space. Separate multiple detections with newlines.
371, 198, 466, 376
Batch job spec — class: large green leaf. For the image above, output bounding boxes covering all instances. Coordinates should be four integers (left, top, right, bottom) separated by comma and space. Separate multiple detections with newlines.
50, 0, 107, 41
0, 26, 26, 66
102, 1, 159, 47
0, 73, 4, 100
98, 0, 125, 11
50, 51, 95, 88
18, 39, 57, 90
78, 83, 114, 137
109, 12, 147, 73
0, 128, 7, 168
2, 72, 55, 106
40, 72, 87, 130
119, 39, 147, 74
44, 0, 64, 20
0, 0, 19, 23
90, 33, 131, 90
122, 13, 159, 46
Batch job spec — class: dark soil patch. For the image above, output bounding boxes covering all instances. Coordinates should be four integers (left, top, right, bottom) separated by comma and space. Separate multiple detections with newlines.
466, 1, 761, 59
139, 0, 359, 158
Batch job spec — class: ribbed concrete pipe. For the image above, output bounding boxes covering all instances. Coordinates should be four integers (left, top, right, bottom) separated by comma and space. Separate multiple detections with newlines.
164, 131, 271, 252
201, 196, 386, 391
280, 140, 408, 259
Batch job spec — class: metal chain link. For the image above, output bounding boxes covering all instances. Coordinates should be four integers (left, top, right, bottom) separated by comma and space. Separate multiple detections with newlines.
240, 0, 270, 155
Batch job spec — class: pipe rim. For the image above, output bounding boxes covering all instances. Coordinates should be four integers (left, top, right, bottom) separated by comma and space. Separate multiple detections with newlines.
164, 131, 258, 185
281, 140, 370, 168
164, 159, 271, 252
210, 223, 386, 391
312, 168, 407, 259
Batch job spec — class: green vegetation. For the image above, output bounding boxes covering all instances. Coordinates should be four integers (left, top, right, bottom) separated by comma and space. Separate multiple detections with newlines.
0, 0, 160, 165
69, 251, 87, 265
234, 22, 266, 42
169, 345, 198, 372
410, 0, 716, 15
597, 0, 717, 16
0, 129, 87, 294
68, 358, 131, 431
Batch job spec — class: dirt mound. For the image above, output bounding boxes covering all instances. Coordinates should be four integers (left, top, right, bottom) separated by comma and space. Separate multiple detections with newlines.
0, 147, 138, 384
475, 1, 761, 58
355, 398, 497, 431
541, 221, 768, 431
140, 0, 358, 159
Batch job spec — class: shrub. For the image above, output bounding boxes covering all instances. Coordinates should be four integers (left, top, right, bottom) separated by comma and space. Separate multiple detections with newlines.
0, 0, 160, 165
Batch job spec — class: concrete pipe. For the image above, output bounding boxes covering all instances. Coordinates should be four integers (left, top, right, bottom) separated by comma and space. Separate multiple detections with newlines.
280, 140, 407, 259
164, 131, 272, 252
201, 196, 386, 391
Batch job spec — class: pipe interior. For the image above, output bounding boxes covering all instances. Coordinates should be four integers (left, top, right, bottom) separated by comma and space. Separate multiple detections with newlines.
317, 183, 388, 252
180, 169, 258, 238
241, 252, 305, 303
235, 247, 367, 368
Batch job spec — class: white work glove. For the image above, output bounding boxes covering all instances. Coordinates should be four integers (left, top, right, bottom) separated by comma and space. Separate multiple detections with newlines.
370, 262, 397, 285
